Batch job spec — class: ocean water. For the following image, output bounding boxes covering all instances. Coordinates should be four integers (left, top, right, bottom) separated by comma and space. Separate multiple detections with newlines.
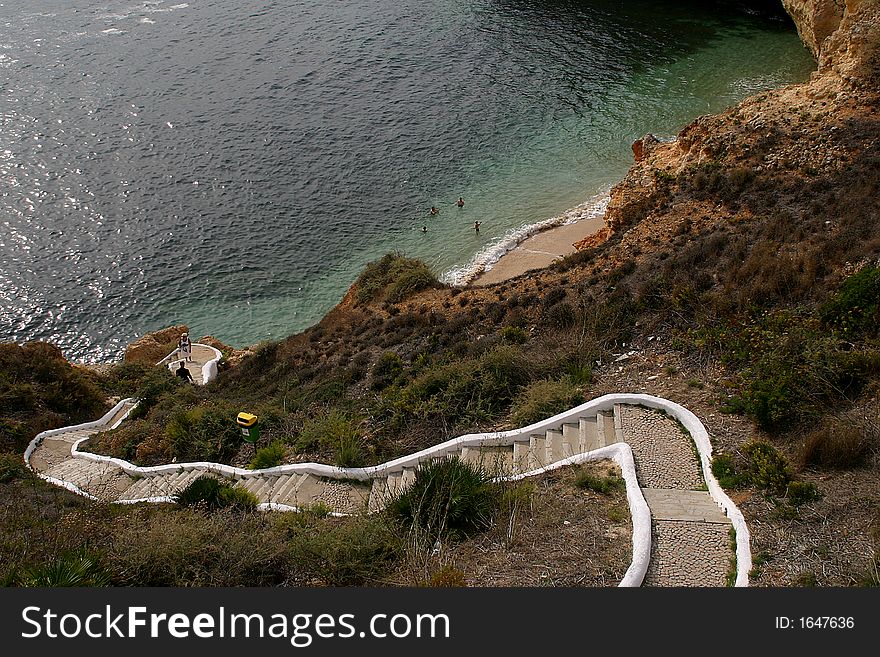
0, 0, 815, 362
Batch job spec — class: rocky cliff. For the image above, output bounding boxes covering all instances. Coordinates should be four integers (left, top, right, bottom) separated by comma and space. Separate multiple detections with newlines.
574, 0, 879, 252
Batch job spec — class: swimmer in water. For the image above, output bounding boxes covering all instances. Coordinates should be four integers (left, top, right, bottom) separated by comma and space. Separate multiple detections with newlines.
456, 197, 465, 208
430, 206, 439, 215
473, 221, 481, 232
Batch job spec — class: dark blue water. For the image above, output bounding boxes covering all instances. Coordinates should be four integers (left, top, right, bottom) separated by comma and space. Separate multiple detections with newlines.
0, 0, 814, 361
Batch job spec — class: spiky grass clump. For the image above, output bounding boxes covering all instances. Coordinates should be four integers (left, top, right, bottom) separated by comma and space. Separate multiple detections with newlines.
386, 456, 500, 540
174, 475, 258, 511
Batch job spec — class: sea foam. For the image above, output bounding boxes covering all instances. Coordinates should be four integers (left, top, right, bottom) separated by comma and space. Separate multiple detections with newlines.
441, 189, 610, 287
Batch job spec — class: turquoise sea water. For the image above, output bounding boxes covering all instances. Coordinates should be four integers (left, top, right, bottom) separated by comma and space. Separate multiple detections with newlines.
0, 0, 815, 361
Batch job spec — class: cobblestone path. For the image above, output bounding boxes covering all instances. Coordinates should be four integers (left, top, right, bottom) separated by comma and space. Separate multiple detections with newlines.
619, 405, 733, 587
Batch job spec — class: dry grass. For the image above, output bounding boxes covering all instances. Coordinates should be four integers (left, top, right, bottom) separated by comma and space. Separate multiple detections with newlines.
383, 463, 632, 587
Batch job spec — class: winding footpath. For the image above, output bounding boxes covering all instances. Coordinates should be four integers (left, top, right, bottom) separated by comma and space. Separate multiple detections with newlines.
24, 387, 750, 587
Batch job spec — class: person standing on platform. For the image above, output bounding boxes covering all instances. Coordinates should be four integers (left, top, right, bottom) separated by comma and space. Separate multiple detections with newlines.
176, 361, 194, 384
178, 332, 193, 362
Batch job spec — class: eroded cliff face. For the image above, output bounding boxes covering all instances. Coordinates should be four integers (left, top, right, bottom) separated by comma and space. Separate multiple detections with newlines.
781, 0, 846, 59
573, 0, 879, 251
782, 0, 880, 82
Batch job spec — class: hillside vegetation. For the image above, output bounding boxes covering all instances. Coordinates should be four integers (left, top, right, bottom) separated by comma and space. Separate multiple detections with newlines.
3, 1, 880, 587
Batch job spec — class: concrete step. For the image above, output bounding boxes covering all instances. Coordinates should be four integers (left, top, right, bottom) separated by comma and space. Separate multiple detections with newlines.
165, 470, 189, 488
400, 467, 416, 492
235, 477, 261, 495
386, 471, 403, 498
528, 434, 546, 471
460, 446, 480, 468
512, 441, 531, 474
45, 458, 94, 481
55, 429, 95, 443
368, 476, 389, 513
251, 476, 278, 502
562, 423, 580, 457
580, 416, 600, 451
293, 473, 324, 506
596, 410, 610, 448
149, 474, 176, 497
272, 473, 302, 505
65, 464, 108, 489
612, 404, 625, 444
545, 428, 565, 463
117, 476, 155, 500
170, 470, 202, 494
461, 445, 514, 475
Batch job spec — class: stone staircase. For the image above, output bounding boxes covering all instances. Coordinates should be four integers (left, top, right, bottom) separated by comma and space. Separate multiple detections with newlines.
27, 402, 633, 512
24, 394, 753, 586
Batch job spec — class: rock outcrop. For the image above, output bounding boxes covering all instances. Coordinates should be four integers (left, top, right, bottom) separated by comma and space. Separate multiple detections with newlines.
123, 325, 188, 364
573, 0, 880, 253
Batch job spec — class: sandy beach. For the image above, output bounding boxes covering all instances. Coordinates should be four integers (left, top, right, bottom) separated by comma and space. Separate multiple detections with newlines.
471, 216, 605, 286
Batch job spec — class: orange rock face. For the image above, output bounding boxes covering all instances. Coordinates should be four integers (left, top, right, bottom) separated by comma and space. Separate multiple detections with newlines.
123, 324, 188, 364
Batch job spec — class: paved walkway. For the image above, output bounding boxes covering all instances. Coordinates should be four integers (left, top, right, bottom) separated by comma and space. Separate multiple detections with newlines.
24, 397, 744, 587
619, 405, 732, 587
159, 343, 218, 385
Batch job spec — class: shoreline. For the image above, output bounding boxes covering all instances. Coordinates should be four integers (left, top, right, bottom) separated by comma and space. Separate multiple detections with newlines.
470, 215, 605, 286
443, 192, 610, 287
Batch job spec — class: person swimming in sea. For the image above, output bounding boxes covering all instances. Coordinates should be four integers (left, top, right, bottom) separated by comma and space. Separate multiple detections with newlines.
456, 197, 465, 208
430, 206, 439, 215
473, 220, 481, 232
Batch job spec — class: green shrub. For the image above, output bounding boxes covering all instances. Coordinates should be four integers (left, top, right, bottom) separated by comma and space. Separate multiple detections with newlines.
0, 452, 27, 483
509, 380, 583, 427
165, 403, 242, 462
18, 550, 111, 587
289, 516, 402, 586
386, 456, 501, 539
786, 481, 821, 507
334, 434, 365, 468
710, 453, 748, 489
541, 302, 576, 329
355, 254, 440, 305
296, 409, 361, 454
386, 346, 532, 430
174, 476, 257, 511
574, 469, 625, 495
820, 266, 880, 337
500, 325, 529, 344
742, 441, 791, 495
249, 441, 287, 469
371, 352, 404, 390
107, 508, 291, 586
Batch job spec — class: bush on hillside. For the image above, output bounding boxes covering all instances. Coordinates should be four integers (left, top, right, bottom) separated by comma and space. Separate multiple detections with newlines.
355, 253, 440, 305
383, 345, 533, 430
289, 516, 402, 586
820, 266, 880, 338
509, 379, 583, 427
165, 403, 242, 463
295, 409, 361, 453
174, 476, 258, 511
799, 415, 877, 469
0, 342, 107, 451
386, 456, 501, 539
249, 441, 287, 469
741, 440, 791, 496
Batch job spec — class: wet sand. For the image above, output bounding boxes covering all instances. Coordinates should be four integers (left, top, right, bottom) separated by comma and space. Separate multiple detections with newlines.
471, 216, 604, 286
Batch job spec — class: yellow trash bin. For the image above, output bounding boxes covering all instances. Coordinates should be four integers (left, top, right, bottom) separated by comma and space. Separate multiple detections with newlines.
236, 412, 259, 443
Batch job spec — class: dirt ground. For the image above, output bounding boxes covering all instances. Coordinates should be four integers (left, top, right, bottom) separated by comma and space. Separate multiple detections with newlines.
382, 462, 632, 587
